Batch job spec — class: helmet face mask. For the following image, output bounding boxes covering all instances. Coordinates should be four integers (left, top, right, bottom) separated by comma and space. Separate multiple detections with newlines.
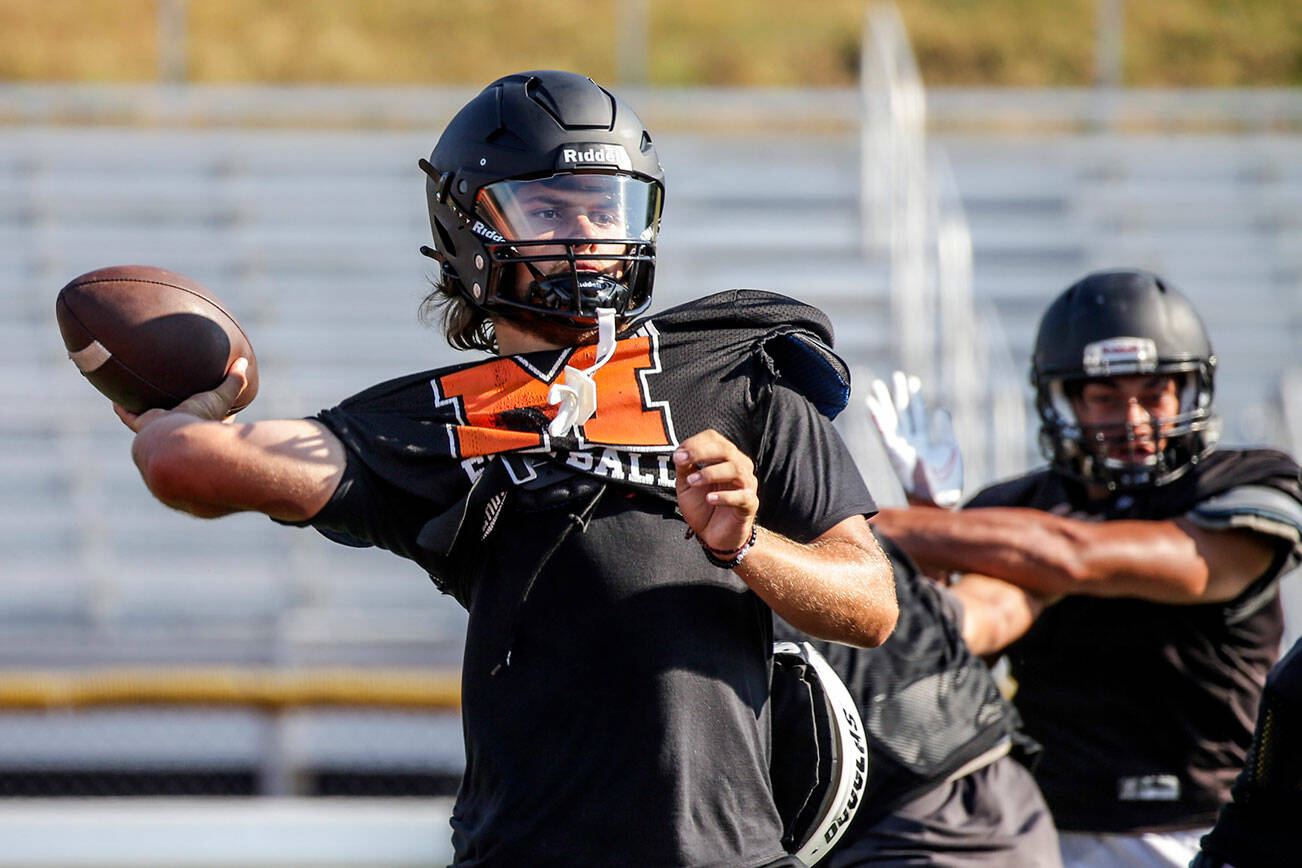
1032, 269, 1220, 491
1038, 370, 1219, 490
421, 71, 665, 331
475, 171, 662, 323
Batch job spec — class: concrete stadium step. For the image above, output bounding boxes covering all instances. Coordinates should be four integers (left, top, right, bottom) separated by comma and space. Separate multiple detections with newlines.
3, 116, 1300, 650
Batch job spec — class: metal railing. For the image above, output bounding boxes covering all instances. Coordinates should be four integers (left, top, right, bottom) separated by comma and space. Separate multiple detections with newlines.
859, 2, 1027, 494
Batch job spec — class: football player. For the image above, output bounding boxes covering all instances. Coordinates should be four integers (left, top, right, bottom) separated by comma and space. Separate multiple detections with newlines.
777, 394, 1062, 868
1192, 635, 1302, 868
114, 70, 898, 867
871, 269, 1302, 868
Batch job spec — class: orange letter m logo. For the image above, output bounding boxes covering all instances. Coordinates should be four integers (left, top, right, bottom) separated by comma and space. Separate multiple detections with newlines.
430, 334, 675, 459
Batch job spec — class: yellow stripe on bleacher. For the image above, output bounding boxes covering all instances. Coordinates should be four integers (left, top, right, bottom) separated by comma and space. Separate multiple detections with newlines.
0, 668, 462, 710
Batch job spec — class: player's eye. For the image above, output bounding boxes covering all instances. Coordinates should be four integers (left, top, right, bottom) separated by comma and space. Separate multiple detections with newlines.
1084, 393, 1119, 410
1141, 393, 1169, 412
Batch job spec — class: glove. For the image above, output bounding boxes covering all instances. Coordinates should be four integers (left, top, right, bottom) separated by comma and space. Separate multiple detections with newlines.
865, 371, 963, 508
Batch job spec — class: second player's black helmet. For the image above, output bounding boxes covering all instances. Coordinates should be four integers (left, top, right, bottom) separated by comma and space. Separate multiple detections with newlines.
1031, 268, 1219, 490
420, 70, 665, 327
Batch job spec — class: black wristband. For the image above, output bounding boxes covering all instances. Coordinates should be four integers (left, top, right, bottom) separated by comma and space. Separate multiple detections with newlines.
700, 525, 759, 569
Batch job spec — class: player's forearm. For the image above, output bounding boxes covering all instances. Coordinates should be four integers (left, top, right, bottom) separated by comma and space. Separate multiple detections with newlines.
132, 414, 247, 517
949, 574, 1056, 656
737, 528, 898, 648
132, 414, 344, 521
872, 506, 1236, 602
871, 506, 1094, 595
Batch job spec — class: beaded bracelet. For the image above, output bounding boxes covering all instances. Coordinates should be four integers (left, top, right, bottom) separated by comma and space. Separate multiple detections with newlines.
687, 525, 759, 569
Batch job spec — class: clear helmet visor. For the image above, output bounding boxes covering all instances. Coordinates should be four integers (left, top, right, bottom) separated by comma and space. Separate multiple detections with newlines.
476, 172, 661, 246
473, 172, 663, 322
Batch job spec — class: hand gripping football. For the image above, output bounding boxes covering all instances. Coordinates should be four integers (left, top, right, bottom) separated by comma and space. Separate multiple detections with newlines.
55, 265, 258, 415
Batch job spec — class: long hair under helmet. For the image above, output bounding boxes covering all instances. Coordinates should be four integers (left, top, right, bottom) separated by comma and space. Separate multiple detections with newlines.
1031, 268, 1220, 490
419, 70, 665, 328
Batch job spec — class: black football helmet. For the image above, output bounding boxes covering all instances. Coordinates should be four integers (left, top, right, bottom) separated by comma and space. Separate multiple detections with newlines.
1031, 268, 1220, 490
419, 70, 665, 327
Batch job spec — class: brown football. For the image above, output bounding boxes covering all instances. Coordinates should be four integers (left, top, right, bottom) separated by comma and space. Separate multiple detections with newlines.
55, 265, 258, 415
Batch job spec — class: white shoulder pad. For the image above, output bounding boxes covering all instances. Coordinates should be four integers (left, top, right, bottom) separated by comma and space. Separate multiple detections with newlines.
1187, 485, 1302, 545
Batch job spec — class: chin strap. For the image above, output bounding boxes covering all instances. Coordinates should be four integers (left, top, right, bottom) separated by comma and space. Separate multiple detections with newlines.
548, 307, 618, 437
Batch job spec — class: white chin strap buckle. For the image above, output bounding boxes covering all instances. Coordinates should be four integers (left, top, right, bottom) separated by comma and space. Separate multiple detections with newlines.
548, 308, 617, 437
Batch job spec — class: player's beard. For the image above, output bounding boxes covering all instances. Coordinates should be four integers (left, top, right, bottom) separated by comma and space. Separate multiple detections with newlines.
508, 314, 600, 350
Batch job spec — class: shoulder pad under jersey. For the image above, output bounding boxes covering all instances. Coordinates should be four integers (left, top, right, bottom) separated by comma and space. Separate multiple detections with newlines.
1187, 484, 1302, 545
640, 290, 850, 419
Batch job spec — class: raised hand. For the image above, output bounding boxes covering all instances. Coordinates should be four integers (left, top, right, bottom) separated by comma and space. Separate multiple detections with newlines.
865, 370, 963, 507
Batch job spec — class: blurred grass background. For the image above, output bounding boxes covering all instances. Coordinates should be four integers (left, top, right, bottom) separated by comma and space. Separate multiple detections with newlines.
0, 0, 1298, 87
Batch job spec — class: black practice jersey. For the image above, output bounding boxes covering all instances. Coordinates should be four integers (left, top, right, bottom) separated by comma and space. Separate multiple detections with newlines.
776, 532, 1026, 831
967, 449, 1302, 833
295, 291, 877, 867
1196, 636, 1302, 868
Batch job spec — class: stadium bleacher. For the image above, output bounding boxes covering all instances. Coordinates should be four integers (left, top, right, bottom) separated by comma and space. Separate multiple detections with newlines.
0, 88, 1300, 804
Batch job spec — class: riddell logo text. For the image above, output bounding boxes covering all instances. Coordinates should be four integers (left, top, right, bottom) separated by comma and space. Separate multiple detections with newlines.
471, 221, 506, 243
563, 147, 620, 165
